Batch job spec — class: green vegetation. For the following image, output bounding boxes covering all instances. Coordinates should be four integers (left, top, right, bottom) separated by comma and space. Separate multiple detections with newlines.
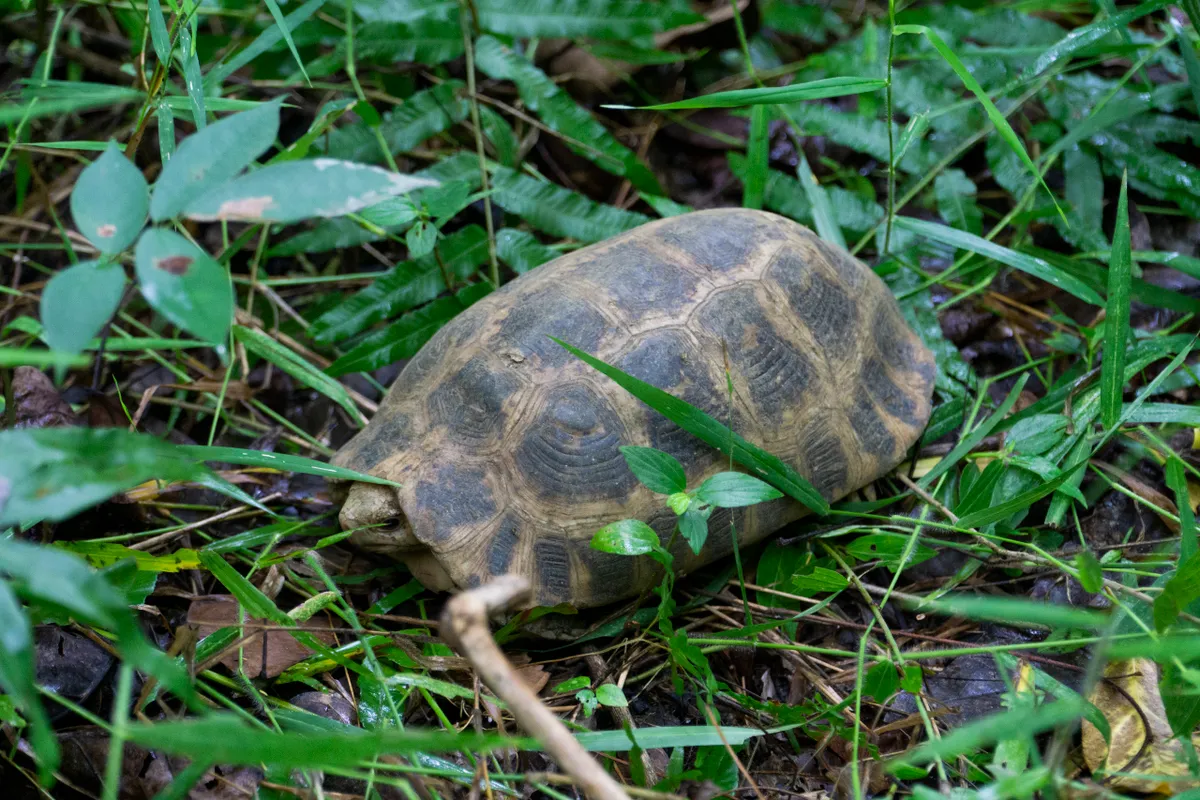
2, 0, 1200, 797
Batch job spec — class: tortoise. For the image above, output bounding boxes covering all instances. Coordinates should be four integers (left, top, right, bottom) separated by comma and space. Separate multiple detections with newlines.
331, 208, 936, 610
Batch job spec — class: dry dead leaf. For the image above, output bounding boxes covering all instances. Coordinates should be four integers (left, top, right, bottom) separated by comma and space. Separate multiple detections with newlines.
11, 366, 80, 429
1082, 658, 1200, 794
187, 595, 338, 679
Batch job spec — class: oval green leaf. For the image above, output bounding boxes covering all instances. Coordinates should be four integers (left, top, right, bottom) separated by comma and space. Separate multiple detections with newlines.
619, 445, 687, 495
182, 159, 438, 224
151, 98, 283, 221
694, 472, 784, 508
591, 519, 658, 556
70, 141, 148, 254
134, 228, 233, 345
39, 260, 126, 354
595, 683, 628, 707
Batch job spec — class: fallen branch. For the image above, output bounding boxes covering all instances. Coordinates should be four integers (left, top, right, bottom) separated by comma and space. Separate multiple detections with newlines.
440, 576, 631, 800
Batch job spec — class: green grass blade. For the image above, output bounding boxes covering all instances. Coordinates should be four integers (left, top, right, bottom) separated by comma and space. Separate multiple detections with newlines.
916, 595, 1108, 631
1167, 458, 1198, 562
232, 326, 361, 421
918, 374, 1029, 490
205, 0, 326, 88
607, 76, 886, 110
1023, 0, 1171, 79
894, 218, 1103, 305
796, 151, 845, 249
1101, 172, 1132, 429
0, 578, 59, 782
893, 24, 1064, 221
178, 446, 399, 486
553, 338, 829, 515
742, 105, 768, 210
262, 0, 309, 84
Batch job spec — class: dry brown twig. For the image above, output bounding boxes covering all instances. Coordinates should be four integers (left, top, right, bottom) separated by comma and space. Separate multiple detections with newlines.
439, 575, 632, 800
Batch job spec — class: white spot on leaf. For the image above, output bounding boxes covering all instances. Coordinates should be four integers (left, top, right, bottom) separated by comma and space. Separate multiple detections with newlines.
215, 196, 276, 220
96, 223, 118, 238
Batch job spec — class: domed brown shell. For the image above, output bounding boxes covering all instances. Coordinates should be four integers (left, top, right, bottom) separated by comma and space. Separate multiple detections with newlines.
332, 209, 935, 609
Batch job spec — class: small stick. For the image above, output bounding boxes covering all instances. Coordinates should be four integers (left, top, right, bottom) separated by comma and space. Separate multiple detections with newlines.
440, 576, 631, 800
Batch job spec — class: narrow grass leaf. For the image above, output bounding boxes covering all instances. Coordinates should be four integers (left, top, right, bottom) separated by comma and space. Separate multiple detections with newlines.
0, 83, 144, 126
147, 0, 171, 64
0, 348, 90, 368
151, 98, 282, 221
955, 461, 1088, 528
70, 141, 148, 254
178, 445, 399, 487
917, 594, 1108, 631
178, 25, 206, 129
125, 715, 515, 767
610, 76, 886, 110
475, 36, 660, 194
232, 326, 359, 420
0, 578, 58, 782
796, 152, 844, 250
1154, 550, 1200, 631
742, 105, 768, 210
261, 0, 309, 84
576, 725, 763, 751
893, 24, 1063, 220
198, 551, 290, 623
55, 542, 200, 572
1101, 172, 1133, 429
890, 696, 1087, 771
183, 160, 437, 223
592, 519, 659, 556
1177, 19, 1200, 121
134, 228, 233, 345
555, 339, 829, 514
39, 260, 126, 354
620, 446, 687, 495
1023, 0, 1171, 79
492, 167, 650, 242
1167, 458, 1198, 562
204, 0, 327, 89
895, 217, 1102, 305
919, 374, 1029, 490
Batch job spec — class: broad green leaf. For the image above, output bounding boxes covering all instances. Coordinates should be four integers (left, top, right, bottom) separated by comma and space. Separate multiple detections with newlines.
694, 472, 783, 508
611, 76, 886, 110
183, 159, 437, 223
917, 595, 1107, 631
134, 228, 233, 345
888, 697, 1085, 770
620, 446, 687, 495
1101, 172, 1132, 429
1153, 551, 1200, 632
178, 445, 399, 486
552, 676, 591, 693
862, 661, 900, 703
232, 326, 359, 420
555, 339, 828, 515
846, 533, 937, 572
679, 506, 709, 553
1161, 661, 1200, 739
790, 565, 849, 594
405, 220, 437, 258
151, 98, 283, 221
591, 519, 658, 556
956, 461, 1088, 528
492, 167, 650, 243
70, 141, 148, 254
475, 36, 660, 194
476, 0, 703, 39
727, 154, 883, 235
0, 578, 58, 782
894, 217, 1103, 305
595, 683, 628, 707
310, 225, 488, 343
0, 427, 213, 527
326, 283, 492, 376
39, 259, 126, 354
320, 82, 469, 163
1075, 551, 1103, 594
495, 228, 558, 274
125, 715, 514, 767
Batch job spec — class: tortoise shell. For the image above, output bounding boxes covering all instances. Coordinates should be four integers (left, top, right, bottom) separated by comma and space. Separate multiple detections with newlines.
331, 209, 935, 609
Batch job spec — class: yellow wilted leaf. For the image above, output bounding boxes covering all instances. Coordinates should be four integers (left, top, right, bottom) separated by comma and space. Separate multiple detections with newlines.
1082, 658, 1200, 794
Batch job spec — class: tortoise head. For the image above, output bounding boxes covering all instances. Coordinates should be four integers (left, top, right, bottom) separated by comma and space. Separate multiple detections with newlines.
336, 481, 458, 592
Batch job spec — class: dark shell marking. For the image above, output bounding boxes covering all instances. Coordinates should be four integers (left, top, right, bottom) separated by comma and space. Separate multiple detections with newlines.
336, 209, 936, 610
